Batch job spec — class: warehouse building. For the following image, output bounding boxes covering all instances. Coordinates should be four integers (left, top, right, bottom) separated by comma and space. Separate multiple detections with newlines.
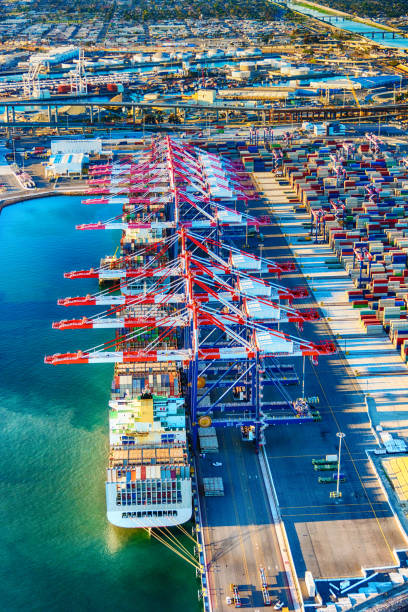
45, 153, 88, 178
50, 138, 103, 155
29, 46, 77, 67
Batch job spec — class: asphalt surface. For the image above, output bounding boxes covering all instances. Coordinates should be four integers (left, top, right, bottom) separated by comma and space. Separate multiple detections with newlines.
252, 175, 406, 580
196, 183, 296, 611
196, 163, 405, 612
197, 429, 290, 611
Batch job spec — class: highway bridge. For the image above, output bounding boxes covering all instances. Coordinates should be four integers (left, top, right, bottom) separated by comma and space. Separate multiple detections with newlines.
282, 2, 408, 42
317, 16, 406, 39
1, 99, 408, 132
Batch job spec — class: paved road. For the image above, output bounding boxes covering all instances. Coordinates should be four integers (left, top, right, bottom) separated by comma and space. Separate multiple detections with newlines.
197, 429, 291, 611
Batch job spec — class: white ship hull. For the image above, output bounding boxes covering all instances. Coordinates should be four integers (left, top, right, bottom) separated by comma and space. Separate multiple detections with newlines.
106, 479, 192, 528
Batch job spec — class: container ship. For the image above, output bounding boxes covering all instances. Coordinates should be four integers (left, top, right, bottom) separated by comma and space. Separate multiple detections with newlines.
51, 142, 194, 529
106, 365, 192, 528
101, 151, 192, 528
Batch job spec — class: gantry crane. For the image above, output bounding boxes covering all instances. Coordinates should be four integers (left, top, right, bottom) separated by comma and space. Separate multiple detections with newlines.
45, 136, 335, 447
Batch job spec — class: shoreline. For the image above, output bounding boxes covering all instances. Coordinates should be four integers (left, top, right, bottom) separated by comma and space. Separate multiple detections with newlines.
0, 186, 87, 215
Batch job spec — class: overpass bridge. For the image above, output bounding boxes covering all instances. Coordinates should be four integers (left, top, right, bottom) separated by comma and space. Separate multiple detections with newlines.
2, 99, 408, 132
318, 15, 406, 39
281, 1, 408, 43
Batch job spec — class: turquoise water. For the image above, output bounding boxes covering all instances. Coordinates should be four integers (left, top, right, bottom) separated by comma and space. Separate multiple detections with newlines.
0, 196, 198, 612
289, 2, 408, 50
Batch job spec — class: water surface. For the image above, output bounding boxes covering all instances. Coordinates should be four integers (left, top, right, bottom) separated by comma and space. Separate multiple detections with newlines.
0, 195, 198, 612
289, 2, 408, 50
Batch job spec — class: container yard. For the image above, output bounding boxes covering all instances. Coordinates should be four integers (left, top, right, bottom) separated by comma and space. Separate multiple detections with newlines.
250, 130, 408, 605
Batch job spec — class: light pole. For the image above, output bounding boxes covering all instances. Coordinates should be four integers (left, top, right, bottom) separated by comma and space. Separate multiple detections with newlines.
335, 432, 345, 498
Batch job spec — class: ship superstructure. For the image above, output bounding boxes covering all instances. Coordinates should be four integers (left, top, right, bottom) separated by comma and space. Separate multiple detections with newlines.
107, 376, 191, 527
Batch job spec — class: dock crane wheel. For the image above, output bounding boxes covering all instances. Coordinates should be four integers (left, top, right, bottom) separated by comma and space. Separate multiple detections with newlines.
198, 416, 212, 428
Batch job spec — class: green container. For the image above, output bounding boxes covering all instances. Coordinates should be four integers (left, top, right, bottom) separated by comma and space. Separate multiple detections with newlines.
314, 463, 338, 471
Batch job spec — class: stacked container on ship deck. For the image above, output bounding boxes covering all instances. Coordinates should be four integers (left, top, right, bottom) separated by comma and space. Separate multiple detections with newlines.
103, 167, 192, 528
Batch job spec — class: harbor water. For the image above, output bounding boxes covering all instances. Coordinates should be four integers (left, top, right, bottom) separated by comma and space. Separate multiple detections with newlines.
288, 2, 408, 50
0, 195, 198, 612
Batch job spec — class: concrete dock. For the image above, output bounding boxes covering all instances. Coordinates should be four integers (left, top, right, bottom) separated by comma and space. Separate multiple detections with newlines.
253, 172, 408, 582
197, 429, 300, 611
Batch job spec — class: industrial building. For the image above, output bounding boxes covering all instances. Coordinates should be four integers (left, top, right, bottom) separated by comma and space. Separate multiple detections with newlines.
50, 138, 104, 155
29, 46, 77, 67
45, 153, 88, 178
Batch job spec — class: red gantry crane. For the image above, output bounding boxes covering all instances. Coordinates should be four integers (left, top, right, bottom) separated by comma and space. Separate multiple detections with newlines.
45, 136, 335, 446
